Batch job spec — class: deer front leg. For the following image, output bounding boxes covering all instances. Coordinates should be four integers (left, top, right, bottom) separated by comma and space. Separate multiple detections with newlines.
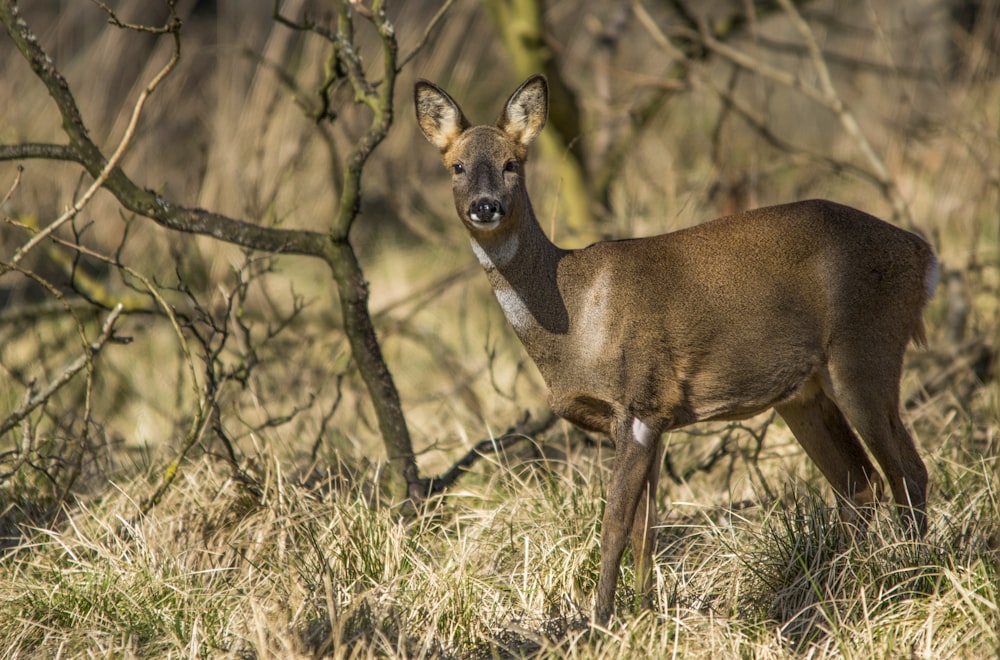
594, 417, 662, 626
630, 432, 662, 606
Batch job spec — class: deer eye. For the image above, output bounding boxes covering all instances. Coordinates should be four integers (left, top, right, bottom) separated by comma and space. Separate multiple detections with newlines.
503, 160, 518, 173
451, 163, 465, 175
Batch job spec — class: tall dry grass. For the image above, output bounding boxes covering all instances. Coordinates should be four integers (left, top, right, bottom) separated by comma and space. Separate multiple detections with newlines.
1, 437, 995, 656
1, 0, 998, 656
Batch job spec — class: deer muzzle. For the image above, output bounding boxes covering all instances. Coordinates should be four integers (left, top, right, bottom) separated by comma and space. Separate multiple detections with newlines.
468, 198, 504, 226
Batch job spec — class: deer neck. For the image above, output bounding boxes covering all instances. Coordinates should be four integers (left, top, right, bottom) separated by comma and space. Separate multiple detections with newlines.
468, 207, 569, 338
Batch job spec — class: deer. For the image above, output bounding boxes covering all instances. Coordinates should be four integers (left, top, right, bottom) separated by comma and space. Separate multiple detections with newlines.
414, 74, 938, 626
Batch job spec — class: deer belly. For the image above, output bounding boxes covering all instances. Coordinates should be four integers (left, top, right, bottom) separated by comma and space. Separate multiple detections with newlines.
684, 357, 818, 423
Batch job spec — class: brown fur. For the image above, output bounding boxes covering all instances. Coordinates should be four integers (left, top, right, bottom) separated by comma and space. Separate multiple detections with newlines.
415, 74, 938, 626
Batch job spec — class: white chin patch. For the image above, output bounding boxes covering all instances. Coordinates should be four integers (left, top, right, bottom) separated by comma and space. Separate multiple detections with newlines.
469, 212, 500, 226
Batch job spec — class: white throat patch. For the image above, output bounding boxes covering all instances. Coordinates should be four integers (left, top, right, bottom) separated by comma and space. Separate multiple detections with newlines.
470, 236, 531, 331
470, 235, 519, 270
493, 285, 532, 331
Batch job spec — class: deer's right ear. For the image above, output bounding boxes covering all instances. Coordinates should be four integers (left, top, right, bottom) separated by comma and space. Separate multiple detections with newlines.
415, 80, 469, 152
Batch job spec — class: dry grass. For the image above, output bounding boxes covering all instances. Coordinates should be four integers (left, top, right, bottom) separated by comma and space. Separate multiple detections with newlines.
1, 0, 999, 657
1, 429, 996, 657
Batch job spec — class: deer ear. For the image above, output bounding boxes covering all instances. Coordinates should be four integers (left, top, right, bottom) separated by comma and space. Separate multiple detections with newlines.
498, 74, 548, 148
414, 80, 470, 152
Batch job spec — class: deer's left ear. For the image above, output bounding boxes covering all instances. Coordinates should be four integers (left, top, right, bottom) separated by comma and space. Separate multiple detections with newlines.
498, 74, 548, 148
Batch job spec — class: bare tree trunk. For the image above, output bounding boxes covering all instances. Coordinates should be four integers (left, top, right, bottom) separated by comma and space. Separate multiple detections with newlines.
326, 239, 423, 502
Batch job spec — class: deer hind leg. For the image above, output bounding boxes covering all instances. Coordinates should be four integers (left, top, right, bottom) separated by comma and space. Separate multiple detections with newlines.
823, 354, 928, 536
594, 417, 662, 626
776, 384, 884, 527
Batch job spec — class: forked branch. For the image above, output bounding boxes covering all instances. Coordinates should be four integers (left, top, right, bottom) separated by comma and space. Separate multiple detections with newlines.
775, 0, 912, 226
8, 5, 180, 268
0, 0, 428, 505
0, 0, 331, 258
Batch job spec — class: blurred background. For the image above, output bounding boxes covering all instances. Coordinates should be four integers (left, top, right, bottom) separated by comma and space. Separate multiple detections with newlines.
0, 0, 996, 517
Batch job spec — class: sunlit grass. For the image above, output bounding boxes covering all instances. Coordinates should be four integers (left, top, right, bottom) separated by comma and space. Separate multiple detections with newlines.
1, 434, 996, 657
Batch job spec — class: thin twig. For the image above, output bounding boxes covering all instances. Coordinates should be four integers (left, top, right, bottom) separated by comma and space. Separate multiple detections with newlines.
699, 71, 886, 188
397, 0, 456, 71
91, 0, 180, 34
660, 0, 913, 225
775, 0, 912, 226
0, 304, 124, 440
0, 164, 23, 209
0, 0, 331, 258
425, 411, 559, 494
0, 385, 37, 483
138, 391, 216, 516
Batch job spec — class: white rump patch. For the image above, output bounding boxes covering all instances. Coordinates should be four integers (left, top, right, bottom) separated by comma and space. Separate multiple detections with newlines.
631, 417, 658, 448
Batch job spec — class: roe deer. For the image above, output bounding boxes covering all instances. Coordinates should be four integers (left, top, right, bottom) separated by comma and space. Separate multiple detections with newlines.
415, 74, 938, 626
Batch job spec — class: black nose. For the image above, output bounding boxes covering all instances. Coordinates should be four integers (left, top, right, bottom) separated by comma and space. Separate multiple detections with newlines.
468, 198, 504, 224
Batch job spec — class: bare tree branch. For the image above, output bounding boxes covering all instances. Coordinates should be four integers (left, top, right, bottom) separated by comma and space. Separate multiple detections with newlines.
0, 0, 478, 506
425, 410, 559, 494
697, 70, 889, 189
397, 0, 456, 71
0, 144, 79, 162
0, 0, 332, 258
647, 0, 914, 226
8, 8, 180, 268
